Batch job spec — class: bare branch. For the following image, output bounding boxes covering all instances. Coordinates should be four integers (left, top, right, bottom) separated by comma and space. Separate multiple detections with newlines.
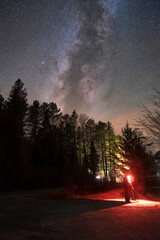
137, 88, 160, 146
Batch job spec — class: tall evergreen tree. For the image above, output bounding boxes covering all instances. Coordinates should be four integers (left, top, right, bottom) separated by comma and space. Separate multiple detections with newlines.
5, 79, 28, 188
36, 102, 62, 166
0, 93, 5, 139
119, 122, 154, 188
85, 118, 96, 143
96, 121, 107, 177
78, 114, 89, 171
69, 110, 78, 169
40, 102, 51, 133
28, 100, 41, 142
60, 111, 79, 174
89, 141, 99, 176
0, 94, 6, 185
49, 102, 62, 126
40, 102, 62, 132
6, 79, 28, 160
106, 121, 116, 181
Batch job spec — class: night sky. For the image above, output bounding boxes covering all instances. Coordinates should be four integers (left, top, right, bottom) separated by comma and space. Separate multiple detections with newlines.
1, 0, 160, 133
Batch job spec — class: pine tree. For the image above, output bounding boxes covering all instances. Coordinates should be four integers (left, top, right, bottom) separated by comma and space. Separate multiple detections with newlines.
85, 118, 96, 143
49, 102, 62, 126
78, 114, 89, 171
40, 102, 51, 133
0, 93, 5, 136
119, 122, 154, 188
89, 141, 99, 176
0, 94, 6, 184
40, 102, 62, 132
96, 121, 107, 177
69, 110, 78, 169
28, 100, 41, 142
6, 79, 28, 160
106, 121, 116, 181
4, 79, 28, 188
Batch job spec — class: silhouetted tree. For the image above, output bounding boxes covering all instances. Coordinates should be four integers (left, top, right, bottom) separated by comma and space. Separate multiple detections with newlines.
0, 79, 157, 190
106, 121, 116, 181
59, 111, 79, 176
96, 121, 107, 177
40, 102, 51, 133
119, 122, 154, 189
85, 118, 96, 143
138, 88, 160, 147
0, 93, 5, 138
6, 79, 28, 160
5, 79, 28, 188
69, 110, 78, 169
49, 102, 62, 126
78, 114, 89, 171
0, 94, 6, 185
89, 141, 99, 176
28, 100, 41, 142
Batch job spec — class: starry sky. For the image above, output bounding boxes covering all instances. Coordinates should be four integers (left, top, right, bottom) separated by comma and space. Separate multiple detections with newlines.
1, 0, 160, 133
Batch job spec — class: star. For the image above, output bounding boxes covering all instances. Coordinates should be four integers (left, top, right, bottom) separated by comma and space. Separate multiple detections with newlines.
0, 0, 160, 134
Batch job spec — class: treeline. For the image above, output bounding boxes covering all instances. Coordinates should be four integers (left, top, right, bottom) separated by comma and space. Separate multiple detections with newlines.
0, 79, 156, 190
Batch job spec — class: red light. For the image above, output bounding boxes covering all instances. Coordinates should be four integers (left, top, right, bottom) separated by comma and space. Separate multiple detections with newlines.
127, 175, 133, 184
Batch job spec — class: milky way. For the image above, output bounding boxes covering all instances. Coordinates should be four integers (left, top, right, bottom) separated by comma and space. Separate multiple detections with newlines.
0, 0, 160, 133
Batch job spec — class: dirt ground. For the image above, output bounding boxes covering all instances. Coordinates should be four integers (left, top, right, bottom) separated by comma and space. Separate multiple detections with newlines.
0, 188, 160, 240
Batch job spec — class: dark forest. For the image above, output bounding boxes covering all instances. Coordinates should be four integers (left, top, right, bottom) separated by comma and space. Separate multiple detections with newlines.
0, 79, 156, 192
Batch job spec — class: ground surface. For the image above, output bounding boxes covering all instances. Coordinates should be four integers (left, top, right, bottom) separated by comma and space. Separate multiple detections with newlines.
0, 188, 160, 240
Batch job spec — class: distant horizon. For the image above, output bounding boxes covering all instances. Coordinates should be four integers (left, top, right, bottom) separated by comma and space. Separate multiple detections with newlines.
0, 78, 154, 138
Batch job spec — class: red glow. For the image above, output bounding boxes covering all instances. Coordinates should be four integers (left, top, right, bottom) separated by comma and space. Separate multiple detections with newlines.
127, 174, 133, 184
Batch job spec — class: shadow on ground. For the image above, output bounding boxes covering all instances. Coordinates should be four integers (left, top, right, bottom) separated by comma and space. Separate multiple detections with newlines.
72, 198, 125, 213
0, 196, 126, 232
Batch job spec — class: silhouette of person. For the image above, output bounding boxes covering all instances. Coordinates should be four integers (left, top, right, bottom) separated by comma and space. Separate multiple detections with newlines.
123, 174, 132, 203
